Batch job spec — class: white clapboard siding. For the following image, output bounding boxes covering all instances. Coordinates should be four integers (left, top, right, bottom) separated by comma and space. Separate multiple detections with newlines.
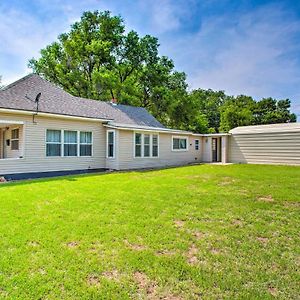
0, 112, 106, 175
229, 130, 300, 165
116, 130, 202, 170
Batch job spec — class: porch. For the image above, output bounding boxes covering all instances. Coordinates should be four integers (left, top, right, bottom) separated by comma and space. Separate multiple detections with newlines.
0, 120, 24, 159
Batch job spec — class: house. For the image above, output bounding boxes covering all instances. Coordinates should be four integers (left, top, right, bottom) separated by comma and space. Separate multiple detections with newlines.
0, 74, 299, 180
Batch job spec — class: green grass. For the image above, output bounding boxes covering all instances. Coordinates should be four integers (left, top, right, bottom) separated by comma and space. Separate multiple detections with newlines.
0, 164, 299, 299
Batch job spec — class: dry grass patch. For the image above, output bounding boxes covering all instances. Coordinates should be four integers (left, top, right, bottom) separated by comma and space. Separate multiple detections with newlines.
232, 219, 243, 226
134, 271, 158, 298
102, 269, 121, 281
187, 244, 199, 265
268, 286, 278, 297
218, 177, 236, 186
66, 241, 79, 248
257, 237, 269, 245
257, 195, 274, 202
155, 249, 176, 256
28, 241, 40, 247
124, 240, 147, 251
210, 248, 220, 255
133, 272, 182, 300
87, 275, 100, 286
174, 220, 185, 228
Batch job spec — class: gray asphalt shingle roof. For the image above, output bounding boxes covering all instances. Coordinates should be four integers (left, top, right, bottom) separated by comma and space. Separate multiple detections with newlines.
0, 74, 165, 128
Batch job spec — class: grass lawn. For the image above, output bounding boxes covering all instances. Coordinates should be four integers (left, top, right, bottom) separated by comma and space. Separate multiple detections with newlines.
0, 164, 299, 299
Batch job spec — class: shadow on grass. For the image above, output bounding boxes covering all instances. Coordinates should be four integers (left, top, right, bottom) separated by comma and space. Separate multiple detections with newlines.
0, 163, 206, 188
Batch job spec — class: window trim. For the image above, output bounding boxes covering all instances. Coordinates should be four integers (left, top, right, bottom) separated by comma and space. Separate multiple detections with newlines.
133, 132, 159, 158
45, 129, 62, 157
80, 131, 93, 157
63, 130, 78, 157
11, 128, 20, 151
152, 134, 159, 158
195, 139, 200, 151
45, 129, 93, 158
106, 129, 116, 159
172, 136, 189, 152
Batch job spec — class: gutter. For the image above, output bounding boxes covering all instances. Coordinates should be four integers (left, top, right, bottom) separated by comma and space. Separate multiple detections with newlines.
104, 122, 194, 135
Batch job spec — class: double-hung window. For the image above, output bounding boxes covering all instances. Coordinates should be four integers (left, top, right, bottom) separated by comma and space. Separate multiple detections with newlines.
144, 134, 150, 157
152, 135, 158, 157
172, 136, 188, 151
46, 130, 61, 156
11, 128, 20, 150
107, 130, 115, 158
46, 130, 92, 157
195, 139, 200, 150
134, 132, 159, 158
135, 133, 142, 157
80, 132, 92, 156
64, 131, 78, 156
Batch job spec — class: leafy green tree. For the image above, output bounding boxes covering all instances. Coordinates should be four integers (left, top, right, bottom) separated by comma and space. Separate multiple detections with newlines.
253, 98, 296, 124
189, 89, 227, 132
29, 10, 187, 126
220, 95, 255, 132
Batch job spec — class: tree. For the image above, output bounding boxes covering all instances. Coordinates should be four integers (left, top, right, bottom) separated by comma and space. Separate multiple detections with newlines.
29, 11, 187, 126
29, 10, 297, 132
220, 95, 255, 132
189, 89, 227, 133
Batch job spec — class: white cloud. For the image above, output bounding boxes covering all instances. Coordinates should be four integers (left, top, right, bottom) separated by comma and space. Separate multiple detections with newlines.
169, 4, 300, 110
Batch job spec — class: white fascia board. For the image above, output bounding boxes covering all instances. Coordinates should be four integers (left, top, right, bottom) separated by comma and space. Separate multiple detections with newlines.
0, 108, 112, 122
104, 122, 194, 134
0, 119, 24, 125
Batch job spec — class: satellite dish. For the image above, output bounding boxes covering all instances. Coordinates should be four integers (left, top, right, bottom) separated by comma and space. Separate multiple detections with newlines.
35, 92, 42, 103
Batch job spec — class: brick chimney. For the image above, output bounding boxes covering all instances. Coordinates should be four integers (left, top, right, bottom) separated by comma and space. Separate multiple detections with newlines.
111, 98, 118, 105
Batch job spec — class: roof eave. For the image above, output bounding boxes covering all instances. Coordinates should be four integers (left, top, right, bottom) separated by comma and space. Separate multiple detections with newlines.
0, 107, 113, 122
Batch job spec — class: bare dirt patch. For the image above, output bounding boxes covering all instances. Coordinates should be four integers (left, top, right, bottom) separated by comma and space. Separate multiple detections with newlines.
257, 195, 274, 202
257, 237, 269, 245
155, 249, 176, 256
28, 241, 40, 247
210, 248, 220, 255
124, 240, 147, 251
66, 241, 79, 248
218, 177, 235, 186
134, 271, 158, 297
187, 244, 199, 265
283, 201, 300, 208
174, 220, 185, 228
87, 275, 100, 286
133, 272, 182, 299
268, 286, 278, 297
38, 268, 47, 275
102, 269, 120, 281
232, 219, 243, 226
187, 230, 205, 240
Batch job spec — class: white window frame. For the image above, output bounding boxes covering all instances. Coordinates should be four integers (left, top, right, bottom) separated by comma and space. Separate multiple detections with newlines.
11, 128, 20, 151
106, 130, 116, 159
152, 134, 159, 158
172, 136, 189, 152
80, 131, 93, 157
195, 139, 200, 151
133, 132, 159, 158
63, 130, 78, 157
45, 129, 93, 158
45, 129, 62, 157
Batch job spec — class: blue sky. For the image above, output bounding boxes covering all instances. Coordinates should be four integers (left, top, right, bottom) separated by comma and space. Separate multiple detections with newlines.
0, 0, 300, 118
